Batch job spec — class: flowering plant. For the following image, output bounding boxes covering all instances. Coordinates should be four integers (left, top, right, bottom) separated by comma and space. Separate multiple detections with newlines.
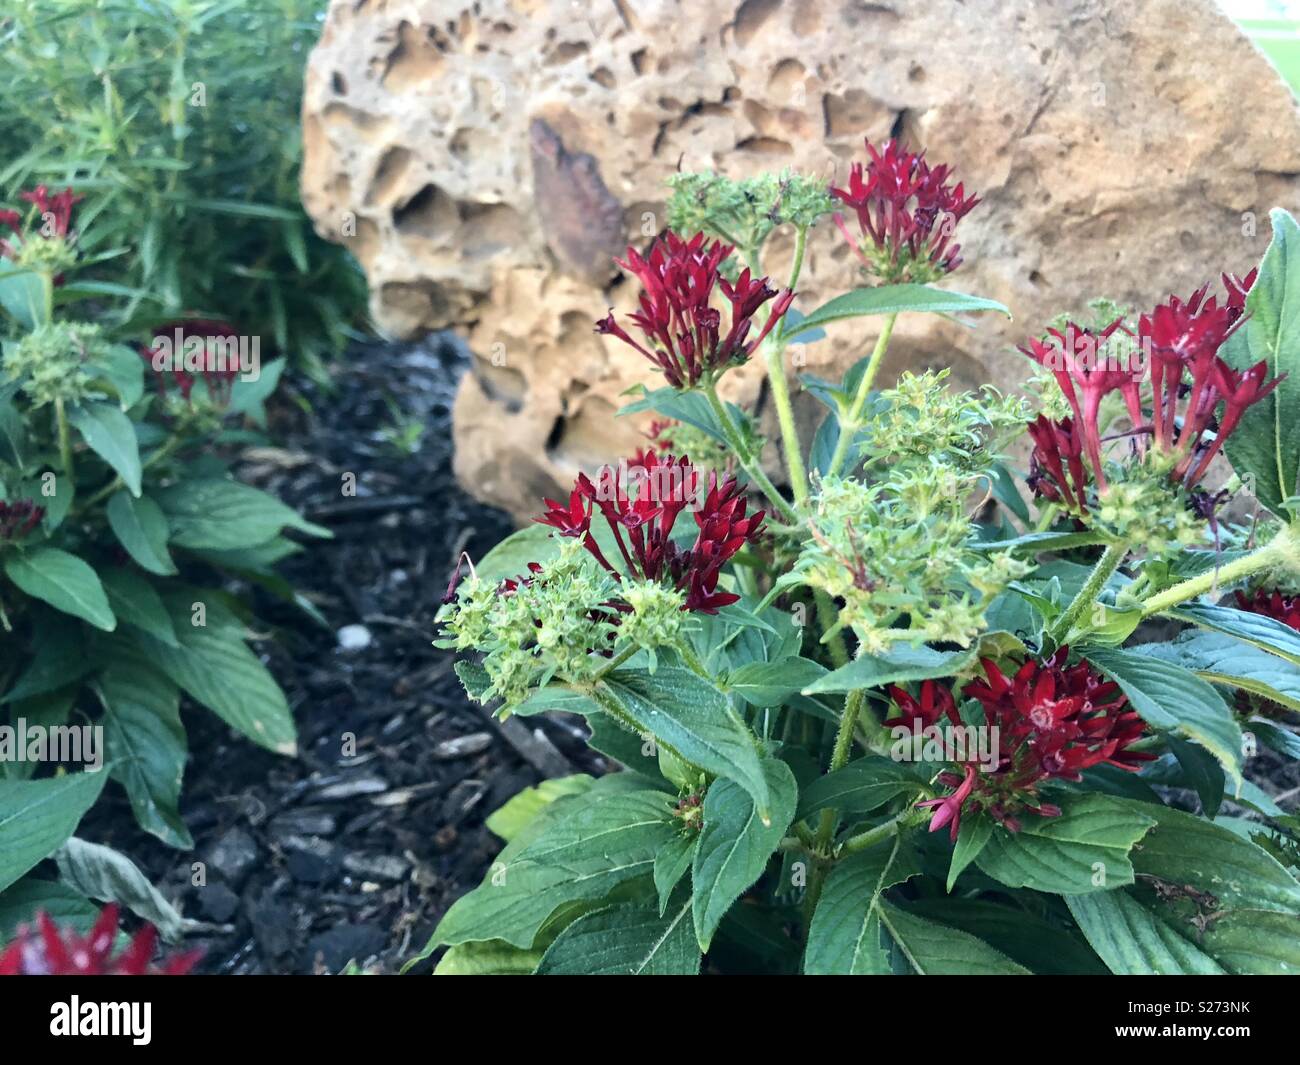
419, 141, 1300, 975
0, 185, 324, 933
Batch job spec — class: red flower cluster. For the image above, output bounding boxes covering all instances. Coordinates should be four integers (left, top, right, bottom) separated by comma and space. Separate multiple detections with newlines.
0, 499, 45, 541
1021, 272, 1282, 505
830, 138, 980, 282
537, 453, 764, 613
0, 905, 200, 975
890, 652, 1152, 840
1235, 587, 1300, 632
141, 319, 242, 406
0, 185, 82, 259
596, 232, 793, 389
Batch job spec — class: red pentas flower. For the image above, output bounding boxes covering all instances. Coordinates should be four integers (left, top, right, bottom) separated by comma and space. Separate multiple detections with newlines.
892, 650, 1153, 840
596, 232, 793, 389
0, 185, 83, 260
1235, 588, 1300, 632
0, 499, 45, 542
536, 453, 764, 613
1021, 272, 1283, 505
1025, 414, 1091, 517
0, 905, 201, 975
830, 138, 980, 283
141, 319, 243, 406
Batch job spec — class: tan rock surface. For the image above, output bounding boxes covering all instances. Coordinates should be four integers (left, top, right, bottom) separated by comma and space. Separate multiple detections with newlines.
301, 0, 1300, 519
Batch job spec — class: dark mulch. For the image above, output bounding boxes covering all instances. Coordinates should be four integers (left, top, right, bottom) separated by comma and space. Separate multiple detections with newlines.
82, 336, 608, 974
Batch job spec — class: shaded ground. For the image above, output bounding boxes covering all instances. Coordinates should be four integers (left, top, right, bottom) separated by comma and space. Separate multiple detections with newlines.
84, 336, 607, 974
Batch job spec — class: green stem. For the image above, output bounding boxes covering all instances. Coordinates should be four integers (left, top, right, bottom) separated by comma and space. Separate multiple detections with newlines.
813, 590, 849, 668
824, 313, 898, 480
762, 337, 810, 506
839, 809, 913, 856
54, 397, 73, 480
812, 688, 866, 847
703, 384, 798, 524
1048, 541, 1127, 644
1139, 524, 1299, 618
590, 644, 640, 681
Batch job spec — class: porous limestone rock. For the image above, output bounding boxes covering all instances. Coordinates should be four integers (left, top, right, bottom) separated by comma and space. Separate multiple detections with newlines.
301, 0, 1300, 519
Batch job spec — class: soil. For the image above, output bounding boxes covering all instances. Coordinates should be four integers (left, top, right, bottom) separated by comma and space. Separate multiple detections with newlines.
81, 336, 609, 974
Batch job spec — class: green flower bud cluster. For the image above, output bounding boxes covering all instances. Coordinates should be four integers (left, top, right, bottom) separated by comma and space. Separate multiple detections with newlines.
865, 369, 1030, 477
1094, 458, 1205, 557
440, 540, 620, 711
617, 580, 688, 668
799, 471, 1030, 650
666, 170, 836, 252
14, 234, 76, 277
3, 321, 102, 408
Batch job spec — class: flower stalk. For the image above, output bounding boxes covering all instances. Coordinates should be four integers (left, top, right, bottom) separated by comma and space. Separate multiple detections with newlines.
824, 312, 898, 479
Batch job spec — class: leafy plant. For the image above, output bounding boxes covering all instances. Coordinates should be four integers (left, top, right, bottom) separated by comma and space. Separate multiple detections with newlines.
0, 185, 326, 926
416, 139, 1300, 975
0, 0, 368, 378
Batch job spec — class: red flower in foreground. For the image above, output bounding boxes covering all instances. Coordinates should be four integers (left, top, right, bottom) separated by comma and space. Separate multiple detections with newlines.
830, 138, 980, 282
0, 905, 200, 975
0, 185, 83, 260
893, 651, 1152, 840
536, 453, 764, 613
883, 679, 961, 730
0, 499, 45, 542
596, 232, 793, 389
1235, 588, 1300, 632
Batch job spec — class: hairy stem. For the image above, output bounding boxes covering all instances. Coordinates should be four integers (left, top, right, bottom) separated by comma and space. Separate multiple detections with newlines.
1048, 540, 1128, 644
703, 384, 798, 523
825, 312, 898, 480
54, 397, 73, 480
1139, 524, 1300, 618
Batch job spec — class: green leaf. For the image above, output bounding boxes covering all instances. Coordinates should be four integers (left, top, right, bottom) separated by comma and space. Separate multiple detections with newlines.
0, 394, 28, 469
795, 755, 924, 820
429, 789, 677, 950
85, 344, 145, 410
4, 547, 116, 631
53, 838, 187, 942
0, 772, 108, 894
972, 529, 1110, 555
1166, 602, 1300, 666
691, 759, 797, 951
106, 491, 177, 577
1129, 802, 1300, 914
0, 259, 50, 329
134, 593, 297, 755
947, 814, 993, 892
433, 940, 543, 975
155, 477, 329, 550
804, 836, 919, 974
1166, 736, 1225, 817
785, 283, 1010, 340
726, 656, 828, 707
67, 401, 142, 496
653, 833, 696, 915
877, 901, 1030, 974
804, 631, 1024, 694
99, 567, 178, 647
2, 613, 95, 703
93, 635, 190, 848
485, 775, 594, 843
1085, 648, 1243, 789
1134, 629, 1300, 712
1065, 891, 1225, 975
976, 794, 1156, 894
602, 667, 771, 821
1221, 208, 1300, 514
536, 891, 700, 975
467, 524, 558, 585
0, 877, 99, 941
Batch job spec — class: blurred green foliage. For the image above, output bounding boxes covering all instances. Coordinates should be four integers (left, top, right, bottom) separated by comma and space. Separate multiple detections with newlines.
0, 0, 368, 377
